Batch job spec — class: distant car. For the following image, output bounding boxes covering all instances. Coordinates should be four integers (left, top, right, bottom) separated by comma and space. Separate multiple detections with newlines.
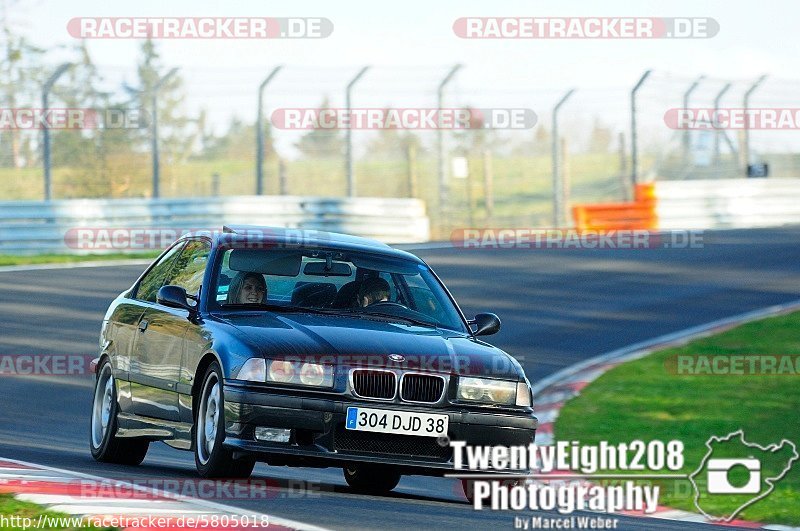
90, 226, 537, 497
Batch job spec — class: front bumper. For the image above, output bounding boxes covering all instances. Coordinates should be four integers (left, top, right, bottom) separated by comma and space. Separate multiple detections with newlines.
222, 383, 538, 475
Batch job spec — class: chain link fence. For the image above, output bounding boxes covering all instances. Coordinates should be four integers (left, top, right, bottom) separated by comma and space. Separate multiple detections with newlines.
1, 64, 798, 238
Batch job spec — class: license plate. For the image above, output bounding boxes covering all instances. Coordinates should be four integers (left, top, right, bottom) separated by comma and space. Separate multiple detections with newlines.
345, 407, 448, 437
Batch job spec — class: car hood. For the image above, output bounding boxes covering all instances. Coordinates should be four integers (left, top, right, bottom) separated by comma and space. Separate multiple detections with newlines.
215, 312, 521, 379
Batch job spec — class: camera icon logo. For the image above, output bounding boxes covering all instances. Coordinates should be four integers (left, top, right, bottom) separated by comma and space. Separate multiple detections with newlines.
706, 458, 760, 494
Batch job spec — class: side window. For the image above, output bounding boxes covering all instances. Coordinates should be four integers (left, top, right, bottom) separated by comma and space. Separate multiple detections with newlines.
164, 240, 211, 299
136, 243, 185, 303
378, 271, 399, 302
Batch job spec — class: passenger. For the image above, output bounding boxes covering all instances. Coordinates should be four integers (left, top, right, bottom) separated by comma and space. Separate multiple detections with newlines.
227, 272, 268, 304
357, 277, 390, 307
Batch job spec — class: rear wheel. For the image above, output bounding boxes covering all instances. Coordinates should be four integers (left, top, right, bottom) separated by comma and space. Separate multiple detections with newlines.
343, 465, 401, 495
194, 362, 255, 478
90, 358, 150, 465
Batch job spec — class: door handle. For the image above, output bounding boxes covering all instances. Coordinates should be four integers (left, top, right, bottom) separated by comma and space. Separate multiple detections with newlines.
138, 320, 149, 332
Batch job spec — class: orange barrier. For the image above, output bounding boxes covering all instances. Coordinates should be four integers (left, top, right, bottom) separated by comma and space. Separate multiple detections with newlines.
572, 184, 657, 230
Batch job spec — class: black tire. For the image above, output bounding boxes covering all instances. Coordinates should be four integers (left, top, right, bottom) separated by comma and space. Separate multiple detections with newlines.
343, 465, 401, 495
461, 477, 520, 505
90, 358, 150, 465
194, 362, 256, 478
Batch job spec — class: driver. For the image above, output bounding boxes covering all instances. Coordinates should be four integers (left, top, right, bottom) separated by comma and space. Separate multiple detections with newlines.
357, 277, 390, 307
227, 271, 268, 304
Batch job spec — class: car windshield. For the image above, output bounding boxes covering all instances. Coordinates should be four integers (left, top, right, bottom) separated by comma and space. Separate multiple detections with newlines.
210, 246, 467, 332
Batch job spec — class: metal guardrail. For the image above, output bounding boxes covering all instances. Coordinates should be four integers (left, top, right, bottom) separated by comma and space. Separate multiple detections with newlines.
0, 196, 430, 254
653, 179, 800, 230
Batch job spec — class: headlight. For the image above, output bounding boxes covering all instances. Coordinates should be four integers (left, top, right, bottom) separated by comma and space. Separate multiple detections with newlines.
236, 358, 266, 382
267, 360, 334, 388
268, 360, 295, 383
457, 377, 517, 405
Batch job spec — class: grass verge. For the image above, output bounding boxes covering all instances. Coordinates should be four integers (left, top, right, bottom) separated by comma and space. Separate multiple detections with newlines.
555, 311, 800, 525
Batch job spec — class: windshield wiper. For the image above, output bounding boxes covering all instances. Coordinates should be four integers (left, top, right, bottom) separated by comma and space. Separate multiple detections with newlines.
358, 310, 439, 329
222, 304, 440, 328
221, 303, 332, 315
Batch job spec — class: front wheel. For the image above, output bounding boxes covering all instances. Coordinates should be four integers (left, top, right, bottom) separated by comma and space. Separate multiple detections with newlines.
194, 362, 255, 478
461, 477, 521, 505
343, 465, 401, 495
89, 358, 149, 465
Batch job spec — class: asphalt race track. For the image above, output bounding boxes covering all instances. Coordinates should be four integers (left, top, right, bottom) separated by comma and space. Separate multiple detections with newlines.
1, 227, 799, 530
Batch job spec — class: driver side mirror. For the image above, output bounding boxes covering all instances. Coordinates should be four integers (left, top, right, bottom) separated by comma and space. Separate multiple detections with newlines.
157, 285, 195, 312
470, 313, 501, 336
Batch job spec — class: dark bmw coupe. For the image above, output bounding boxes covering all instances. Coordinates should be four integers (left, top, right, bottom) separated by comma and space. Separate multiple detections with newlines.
90, 226, 537, 496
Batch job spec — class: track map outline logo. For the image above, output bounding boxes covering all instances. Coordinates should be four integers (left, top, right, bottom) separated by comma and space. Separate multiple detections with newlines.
688, 430, 798, 521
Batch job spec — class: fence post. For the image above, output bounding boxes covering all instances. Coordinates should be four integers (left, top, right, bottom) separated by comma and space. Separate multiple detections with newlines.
552, 88, 575, 228
279, 158, 288, 195
345, 66, 370, 197
712, 82, 732, 165
482, 149, 494, 221
618, 132, 629, 200
436, 64, 463, 222
406, 143, 418, 198
742, 74, 767, 174
42, 62, 72, 201
681, 75, 705, 167
151, 67, 179, 199
256, 66, 282, 195
630, 69, 652, 186
561, 136, 570, 219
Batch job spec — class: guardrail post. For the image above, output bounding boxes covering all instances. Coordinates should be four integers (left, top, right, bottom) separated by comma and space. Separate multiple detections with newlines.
345, 66, 370, 197
630, 69, 652, 186
552, 88, 575, 228
436, 64, 463, 223
42, 63, 73, 201
256, 66, 283, 195
741, 75, 767, 174
151, 67, 179, 199
681, 75, 705, 167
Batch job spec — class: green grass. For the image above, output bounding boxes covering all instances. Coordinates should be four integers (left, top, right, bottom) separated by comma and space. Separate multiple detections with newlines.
555, 312, 800, 525
0, 252, 159, 266
0, 494, 114, 530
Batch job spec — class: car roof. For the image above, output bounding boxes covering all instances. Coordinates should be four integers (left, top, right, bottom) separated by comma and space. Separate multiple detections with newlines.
187, 225, 424, 263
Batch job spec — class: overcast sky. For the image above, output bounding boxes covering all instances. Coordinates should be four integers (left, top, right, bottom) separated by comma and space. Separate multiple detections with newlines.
11, 0, 798, 152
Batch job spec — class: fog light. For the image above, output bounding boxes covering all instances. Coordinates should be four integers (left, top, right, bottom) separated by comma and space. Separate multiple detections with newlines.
255, 427, 291, 443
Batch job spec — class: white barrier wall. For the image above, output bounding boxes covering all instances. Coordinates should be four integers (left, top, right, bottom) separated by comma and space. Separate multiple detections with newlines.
0, 196, 430, 254
654, 179, 800, 230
